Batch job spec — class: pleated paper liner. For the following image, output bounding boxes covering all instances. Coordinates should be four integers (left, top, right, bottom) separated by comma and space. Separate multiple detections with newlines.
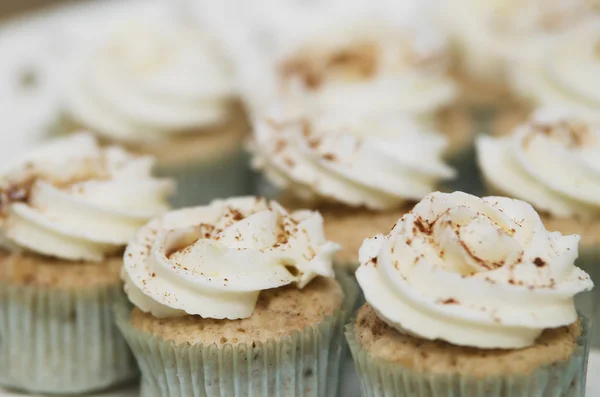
115, 270, 359, 397
345, 315, 591, 397
0, 282, 138, 394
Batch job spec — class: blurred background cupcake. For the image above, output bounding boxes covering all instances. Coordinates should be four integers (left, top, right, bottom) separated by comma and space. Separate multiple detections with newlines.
271, 9, 474, 160
0, 133, 173, 393
510, 20, 600, 126
440, 0, 598, 109
117, 196, 358, 397
477, 107, 600, 346
349, 191, 593, 396
60, 15, 252, 208
251, 99, 456, 270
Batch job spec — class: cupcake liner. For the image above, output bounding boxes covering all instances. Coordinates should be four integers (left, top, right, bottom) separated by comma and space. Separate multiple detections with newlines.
115, 270, 359, 397
0, 282, 139, 394
157, 149, 254, 208
345, 315, 591, 397
574, 247, 600, 348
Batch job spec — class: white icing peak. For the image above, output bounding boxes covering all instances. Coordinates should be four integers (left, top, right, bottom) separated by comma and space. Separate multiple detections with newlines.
477, 107, 600, 219
252, 101, 456, 210
64, 18, 237, 143
357, 191, 593, 349
0, 133, 173, 261
274, 20, 456, 116
122, 197, 339, 319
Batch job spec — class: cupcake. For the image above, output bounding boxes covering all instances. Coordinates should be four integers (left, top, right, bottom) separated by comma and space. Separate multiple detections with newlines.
0, 133, 173, 393
510, 20, 600, 125
61, 18, 251, 207
441, 0, 597, 108
477, 107, 600, 345
272, 17, 472, 159
348, 191, 593, 396
251, 100, 456, 269
116, 196, 358, 397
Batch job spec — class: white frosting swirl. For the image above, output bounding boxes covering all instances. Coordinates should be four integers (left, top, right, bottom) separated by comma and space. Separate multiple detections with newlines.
275, 21, 457, 117
0, 133, 173, 261
252, 102, 456, 210
64, 19, 237, 143
512, 21, 600, 122
122, 197, 339, 319
477, 108, 600, 219
442, 0, 596, 81
357, 191, 593, 349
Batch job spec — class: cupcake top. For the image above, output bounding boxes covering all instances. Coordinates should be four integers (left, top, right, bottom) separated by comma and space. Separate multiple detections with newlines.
0, 133, 173, 261
477, 108, 600, 219
357, 191, 593, 349
251, 102, 456, 210
274, 19, 457, 116
122, 196, 340, 319
512, 22, 600, 122
64, 19, 237, 144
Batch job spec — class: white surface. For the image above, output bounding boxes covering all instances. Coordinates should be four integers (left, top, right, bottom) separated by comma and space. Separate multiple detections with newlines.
0, 1, 597, 396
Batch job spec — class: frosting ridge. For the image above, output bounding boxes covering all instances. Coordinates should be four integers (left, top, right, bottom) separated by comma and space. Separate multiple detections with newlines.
477, 107, 600, 219
252, 102, 456, 210
64, 19, 237, 143
276, 21, 456, 117
356, 191, 593, 349
0, 133, 173, 261
511, 21, 600, 122
122, 197, 339, 319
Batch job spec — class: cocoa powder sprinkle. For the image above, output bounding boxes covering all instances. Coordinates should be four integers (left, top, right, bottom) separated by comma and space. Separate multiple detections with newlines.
533, 257, 546, 267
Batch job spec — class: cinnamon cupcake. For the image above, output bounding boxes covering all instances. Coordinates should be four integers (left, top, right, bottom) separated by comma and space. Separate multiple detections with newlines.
477, 107, 600, 345
251, 100, 456, 269
0, 133, 173, 393
116, 197, 358, 397
270, 17, 472, 160
348, 191, 593, 396
61, 17, 251, 207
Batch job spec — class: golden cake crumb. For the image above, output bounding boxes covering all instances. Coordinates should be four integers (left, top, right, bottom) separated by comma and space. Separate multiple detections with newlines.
130, 276, 344, 346
355, 304, 581, 377
0, 250, 123, 289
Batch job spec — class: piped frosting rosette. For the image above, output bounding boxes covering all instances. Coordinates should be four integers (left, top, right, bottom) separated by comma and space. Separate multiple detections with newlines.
512, 21, 600, 122
357, 191, 593, 349
0, 133, 173, 261
122, 197, 340, 319
442, 0, 596, 81
251, 102, 456, 210
275, 19, 457, 117
64, 19, 237, 143
477, 108, 600, 219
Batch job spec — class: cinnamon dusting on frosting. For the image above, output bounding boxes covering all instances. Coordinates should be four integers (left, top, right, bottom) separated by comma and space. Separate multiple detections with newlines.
279, 42, 378, 90
0, 156, 113, 217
